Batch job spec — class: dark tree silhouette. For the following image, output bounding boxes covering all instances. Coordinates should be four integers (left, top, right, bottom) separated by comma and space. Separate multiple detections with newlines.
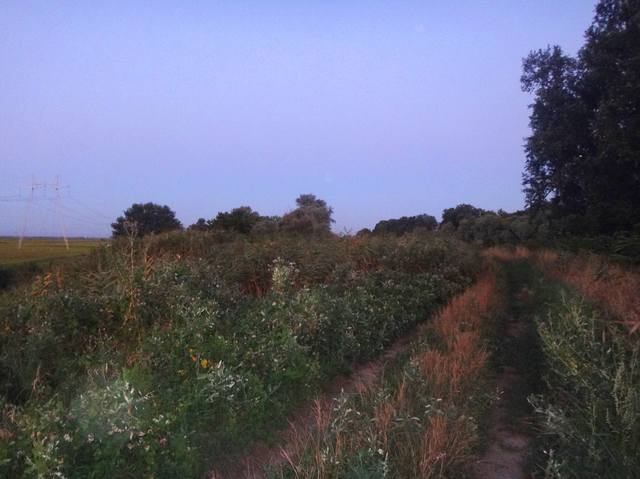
280, 194, 334, 234
208, 206, 261, 234
441, 204, 486, 228
112, 203, 183, 237
373, 214, 437, 235
522, 0, 640, 234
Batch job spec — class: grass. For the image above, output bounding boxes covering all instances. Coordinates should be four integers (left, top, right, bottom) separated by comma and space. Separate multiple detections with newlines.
0, 237, 104, 266
0, 231, 480, 478
523, 252, 640, 478
0, 237, 105, 290
472, 247, 640, 477
269, 270, 501, 478
533, 250, 640, 334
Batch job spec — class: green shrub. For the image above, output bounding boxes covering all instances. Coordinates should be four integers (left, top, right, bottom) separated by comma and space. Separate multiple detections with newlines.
531, 296, 640, 478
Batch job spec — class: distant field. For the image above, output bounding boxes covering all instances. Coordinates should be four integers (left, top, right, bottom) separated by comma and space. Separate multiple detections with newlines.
0, 237, 105, 266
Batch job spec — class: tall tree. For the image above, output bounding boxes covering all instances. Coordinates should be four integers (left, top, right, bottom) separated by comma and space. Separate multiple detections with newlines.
280, 194, 334, 234
522, 0, 640, 233
112, 203, 183, 237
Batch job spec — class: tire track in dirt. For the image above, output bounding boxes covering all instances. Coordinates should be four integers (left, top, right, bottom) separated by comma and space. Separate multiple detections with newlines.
211, 321, 429, 478
470, 264, 539, 479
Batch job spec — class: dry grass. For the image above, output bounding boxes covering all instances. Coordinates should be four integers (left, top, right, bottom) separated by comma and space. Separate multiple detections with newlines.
534, 251, 640, 334
486, 245, 640, 334
419, 415, 475, 479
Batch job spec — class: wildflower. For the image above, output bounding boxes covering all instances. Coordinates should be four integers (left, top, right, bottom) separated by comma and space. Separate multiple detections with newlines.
200, 358, 210, 368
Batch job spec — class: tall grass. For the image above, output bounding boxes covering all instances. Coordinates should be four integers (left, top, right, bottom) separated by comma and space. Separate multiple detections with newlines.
533, 251, 640, 334
530, 295, 640, 478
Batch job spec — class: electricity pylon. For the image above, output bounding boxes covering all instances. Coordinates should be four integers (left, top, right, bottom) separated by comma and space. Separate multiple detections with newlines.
18, 176, 69, 250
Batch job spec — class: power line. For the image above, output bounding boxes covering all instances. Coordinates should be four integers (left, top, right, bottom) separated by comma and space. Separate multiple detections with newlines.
3, 177, 113, 241
18, 176, 69, 250
67, 195, 113, 221
35, 201, 106, 227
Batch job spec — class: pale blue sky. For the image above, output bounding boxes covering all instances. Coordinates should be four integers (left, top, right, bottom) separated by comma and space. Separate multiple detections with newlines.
1, 1, 595, 236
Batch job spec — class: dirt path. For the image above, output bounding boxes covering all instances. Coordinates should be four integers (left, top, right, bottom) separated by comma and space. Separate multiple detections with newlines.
215, 261, 541, 479
212, 321, 428, 478
470, 269, 539, 479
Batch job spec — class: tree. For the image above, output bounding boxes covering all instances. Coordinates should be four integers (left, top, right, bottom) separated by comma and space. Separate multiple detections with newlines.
522, 0, 640, 234
280, 194, 334, 234
188, 218, 208, 231
112, 203, 183, 237
441, 204, 486, 228
208, 206, 261, 234
521, 46, 591, 216
373, 214, 437, 235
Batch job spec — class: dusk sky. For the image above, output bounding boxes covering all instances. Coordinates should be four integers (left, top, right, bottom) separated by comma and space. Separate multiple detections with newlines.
1, 1, 595, 237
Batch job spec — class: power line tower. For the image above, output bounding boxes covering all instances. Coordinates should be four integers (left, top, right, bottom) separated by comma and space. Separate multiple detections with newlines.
18, 176, 69, 250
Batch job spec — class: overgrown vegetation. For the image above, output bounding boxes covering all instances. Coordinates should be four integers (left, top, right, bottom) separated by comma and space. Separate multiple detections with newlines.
269, 269, 500, 478
502, 249, 640, 477
530, 295, 640, 478
0, 231, 479, 478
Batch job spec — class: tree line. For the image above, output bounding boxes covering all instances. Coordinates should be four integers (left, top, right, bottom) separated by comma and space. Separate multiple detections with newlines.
112, 0, 640, 256
111, 194, 335, 237
111, 195, 534, 248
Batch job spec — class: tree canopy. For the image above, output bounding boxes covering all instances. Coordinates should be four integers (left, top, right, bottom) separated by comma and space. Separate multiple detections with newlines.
522, 0, 640, 234
112, 203, 183, 237
208, 206, 261, 234
280, 194, 334, 234
441, 204, 486, 228
373, 214, 437, 235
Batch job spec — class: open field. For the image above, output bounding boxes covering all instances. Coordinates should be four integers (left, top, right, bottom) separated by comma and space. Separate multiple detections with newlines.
0, 237, 105, 266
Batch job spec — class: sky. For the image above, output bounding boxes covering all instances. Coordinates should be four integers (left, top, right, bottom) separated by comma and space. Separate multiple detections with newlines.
1, 1, 596, 237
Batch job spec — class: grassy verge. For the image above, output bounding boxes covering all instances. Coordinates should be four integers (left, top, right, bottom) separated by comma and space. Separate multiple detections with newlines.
528, 260, 640, 478
466, 247, 640, 477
